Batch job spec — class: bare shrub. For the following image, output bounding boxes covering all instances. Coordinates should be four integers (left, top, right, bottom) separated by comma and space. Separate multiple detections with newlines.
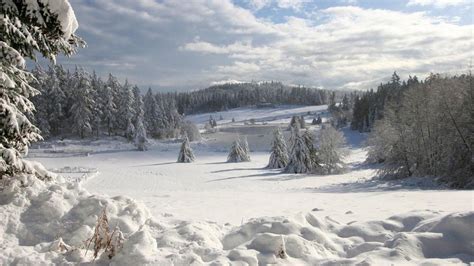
85, 208, 124, 260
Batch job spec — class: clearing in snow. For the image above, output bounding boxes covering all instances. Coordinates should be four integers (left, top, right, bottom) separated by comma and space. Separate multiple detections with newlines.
10, 104, 471, 264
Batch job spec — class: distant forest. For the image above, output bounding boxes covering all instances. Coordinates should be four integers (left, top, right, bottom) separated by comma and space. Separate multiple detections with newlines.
30, 65, 343, 140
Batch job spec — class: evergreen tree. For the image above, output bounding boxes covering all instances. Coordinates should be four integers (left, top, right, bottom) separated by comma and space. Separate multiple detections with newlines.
303, 130, 321, 170
267, 128, 289, 168
134, 116, 148, 151
125, 118, 135, 141
144, 88, 160, 137
299, 115, 306, 129
132, 86, 143, 125
240, 135, 251, 162
177, 135, 195, 163
0, 0, 83, 178
227, 139, 248, 163
70, 70, 93, 138
118, 80, 134, 135
289, 115, 300, 130
285, 126, 312, 173
102, 86, 116, 136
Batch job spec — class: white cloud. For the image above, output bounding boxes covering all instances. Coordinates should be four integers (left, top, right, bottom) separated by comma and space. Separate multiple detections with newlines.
182, 6, 472, 89
68, 0, 472, 90
407, 0, 471, 8
246, 0, 310, 11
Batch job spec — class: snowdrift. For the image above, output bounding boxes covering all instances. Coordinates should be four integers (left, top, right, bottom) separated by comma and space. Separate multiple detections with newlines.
1, 178, 472, 265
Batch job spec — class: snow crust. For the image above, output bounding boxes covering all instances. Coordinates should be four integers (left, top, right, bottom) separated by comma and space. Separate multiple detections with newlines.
0, 179, 472, 264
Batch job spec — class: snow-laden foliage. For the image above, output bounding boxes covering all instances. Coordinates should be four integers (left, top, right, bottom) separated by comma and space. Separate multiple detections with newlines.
177, 135, 195, 163
227, 138, 250, 163
0, 0, 84, 179
285, 126, 312, 173
317, 125, 346, 174
240, 135, 251, 162
70, 68, 93, 138
180, 121, 201, 142
134, 116, 148, 151
363, 74, 473, 187
267, 128, 289, 169
31, 67, 183, 140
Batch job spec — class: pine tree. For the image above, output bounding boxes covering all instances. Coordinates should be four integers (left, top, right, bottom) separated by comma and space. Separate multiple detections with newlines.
144, 88, 160, 137
0, 0, 84, 179
118, 80, 134, 136
177, 135, 195, 163
102, 86, 116, 136
70, 70, 93, 138
285, 127, 312, 173
240, 135, 251, 162
289, 115, 300, 130
134, 116, 148, 151
299, 115, 306, 128
267, 128, 289, 168
227, 139, 248, 163
125, 118, 135, 141
303, 130, 321, 170
132, 86, 143, 125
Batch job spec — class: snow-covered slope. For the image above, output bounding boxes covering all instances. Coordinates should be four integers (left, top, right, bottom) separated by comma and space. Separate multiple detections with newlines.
2, 105, 472, 265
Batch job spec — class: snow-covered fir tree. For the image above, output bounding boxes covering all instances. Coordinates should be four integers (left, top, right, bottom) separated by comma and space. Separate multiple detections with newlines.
119, 80, 134, 138
90, 71, 103, 137
177, 135, 195, 163
102, 86, 116, 136
125, 118, 135, 141
285, 126, 312, 173
299, 115, 306, 128
227, 138, 249, 163
144, 88, 161, 137
240, 135, 251, 162
70, 69, 94, 138
267, 128, 289, 168
134, 116, 148, 151
132, 86, 143, 125
0, 0, 84, 179
303, 130, 321, 171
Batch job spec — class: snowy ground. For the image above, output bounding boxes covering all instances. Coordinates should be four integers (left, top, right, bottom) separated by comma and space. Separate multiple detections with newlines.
4, 104, 472, 265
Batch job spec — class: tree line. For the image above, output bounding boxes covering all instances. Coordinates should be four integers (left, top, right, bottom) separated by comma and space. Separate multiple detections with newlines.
30, 66, 342, 140
30, 65, 183, 140
352, 72, 473, 188
167, 81, 342, 115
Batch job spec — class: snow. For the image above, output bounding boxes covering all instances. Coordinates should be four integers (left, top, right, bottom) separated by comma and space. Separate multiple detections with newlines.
1, 105, 472, 264
40, 0, 79, 38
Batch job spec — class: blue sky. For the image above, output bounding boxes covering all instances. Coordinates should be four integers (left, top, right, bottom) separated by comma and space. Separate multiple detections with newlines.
59, 0, 473, 91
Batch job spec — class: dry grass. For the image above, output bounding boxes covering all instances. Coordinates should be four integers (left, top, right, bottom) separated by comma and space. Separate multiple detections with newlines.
85, 208, 124, 260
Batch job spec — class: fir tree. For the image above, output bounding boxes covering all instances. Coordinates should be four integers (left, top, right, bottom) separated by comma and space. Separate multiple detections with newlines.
70, 70, 93, 138
0, 0, 83, 179
285, 127, 312, 173
267, 128, 289, 168
177, 135, 195, 163
299, 115, 306, 128
227, 139, 248, 163
240, 135, 251, 162
134, 116, 148, 151
102, 86, 116, 136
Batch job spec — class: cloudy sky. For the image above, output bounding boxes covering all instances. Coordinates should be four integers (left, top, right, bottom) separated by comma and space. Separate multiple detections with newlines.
61, 0, 473, 91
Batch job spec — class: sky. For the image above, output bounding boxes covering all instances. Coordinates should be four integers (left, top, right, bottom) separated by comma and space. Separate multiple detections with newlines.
59, 0, 473, 91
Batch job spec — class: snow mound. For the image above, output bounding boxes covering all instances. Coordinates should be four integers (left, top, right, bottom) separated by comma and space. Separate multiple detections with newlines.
1, 177, 472, 265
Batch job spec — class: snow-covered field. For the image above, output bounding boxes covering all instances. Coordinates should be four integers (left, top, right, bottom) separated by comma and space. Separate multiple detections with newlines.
3, 105, 472, 265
